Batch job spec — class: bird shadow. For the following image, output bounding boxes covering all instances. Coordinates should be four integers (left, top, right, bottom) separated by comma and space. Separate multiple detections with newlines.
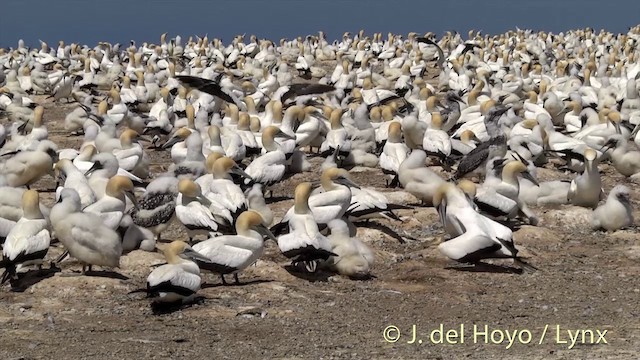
8, 267, 61, 292
284, 265, 332, 282
265, 196, 293, 204
353, 220, 409, 244
495, 219, 526, 231
201, 279, 273, 288
445, 262, 523, 274
150, 296, 208, 315
81, 270, 130, 280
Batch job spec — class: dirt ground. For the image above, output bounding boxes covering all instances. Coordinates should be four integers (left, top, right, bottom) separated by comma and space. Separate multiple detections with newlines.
0, 93, 639, 359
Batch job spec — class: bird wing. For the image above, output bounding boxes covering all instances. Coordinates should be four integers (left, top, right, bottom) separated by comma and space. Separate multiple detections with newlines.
175, 75, 236, 104
281, 83, 335, 102
193, 238, 255, 269
438, 229, 499, 262
3, 221, 50, 261
68, 214, 118, 253
147, 264, 200, 293
176, 202, 218, 231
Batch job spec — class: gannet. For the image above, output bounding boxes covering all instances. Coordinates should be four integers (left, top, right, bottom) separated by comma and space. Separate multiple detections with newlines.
195, 156, 250, 219
0, 141, 58, 188
322, 219, 374, 279
83, 176, 137, 229
245, 183, 273, 226
379, 122, 409, 186
433, 183, 536, 270
453, 106, 509, 179
276, 182, 336, 272
192, 210, 277, 284
398, 150, 445, 206
601, 135, 640, 179
50, 189, 122, 274
244, 126, 294, 187
130, 176, 178, 241
422, 112, 452, 158
320, 108, 351, 157
592, 185, 634, 231
568, 148, 603, 208
277, 168, 359, 231
145, 241, 209, 305
54, 159, 96, 209
1, 190, 50, 284
176, 179, 228, 242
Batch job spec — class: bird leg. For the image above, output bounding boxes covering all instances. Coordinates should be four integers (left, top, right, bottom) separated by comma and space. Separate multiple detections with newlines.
220, 274, 228, 285
234, 273, 240, 285
55, 250, 69, 264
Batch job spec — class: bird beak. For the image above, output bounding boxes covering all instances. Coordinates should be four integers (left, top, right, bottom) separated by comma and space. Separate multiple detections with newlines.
84, 162, 101, 176
256, 224, 278, 241
181, 248, 211, 263
161, 136, 181, 149
277, 131, 296, 141
309, 180, 322, 189
137, 135, 153, 143
230, 165, 253, 181
17, 121, 28, 135
609, 120, 621, 134
522, 171, 539, 187
57, 172, 67, 184
316, 111, 328, 121
125, 190, 139, 209
338, 177, 361, 189
616, 193, 631, 204
495, 105, 509, 117
599, 140, 615, 152
631, 123, 640, 138
0, 150, 20, 157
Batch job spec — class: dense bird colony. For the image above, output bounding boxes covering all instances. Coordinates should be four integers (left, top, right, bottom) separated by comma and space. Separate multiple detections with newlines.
0, 27, 639, 310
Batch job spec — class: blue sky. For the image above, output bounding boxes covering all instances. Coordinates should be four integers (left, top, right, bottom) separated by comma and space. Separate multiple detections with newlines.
2, 0, 639, 47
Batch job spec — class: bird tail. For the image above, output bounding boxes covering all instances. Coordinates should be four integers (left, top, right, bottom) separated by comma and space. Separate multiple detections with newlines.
303, 260, 317, 273
514, 257, 539, 273
0, 265, 15, 285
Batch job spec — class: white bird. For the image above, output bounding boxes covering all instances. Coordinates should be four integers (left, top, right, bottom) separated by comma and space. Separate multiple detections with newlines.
50, 188, 122, 274
568, 148, 603, 208
83, 176, 137, 229
398, 150, 445, 206
1, 190, 50, 284
244, 126, 294, 187
245, 183, 273, 226
276, 182, 336, 272
145, 241, 209, 305
175, 179, 225, 242
422, 112, 451, 157
0, 141, 58, 188
320, 108, 351, 156
192, 210, 277, 284
322, 219, 374, 279
601, 135, 640, 179
280, 168, 358, 228
379, 122, 409, 185
592, 185, 633, 231
195, 155, 250, 218
83, 152, 142, 199
57, 154, 96, 199
433, 183, 536, 271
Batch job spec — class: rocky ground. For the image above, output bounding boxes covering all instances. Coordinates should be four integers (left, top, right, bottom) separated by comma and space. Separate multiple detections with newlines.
0, 95, 639, 360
